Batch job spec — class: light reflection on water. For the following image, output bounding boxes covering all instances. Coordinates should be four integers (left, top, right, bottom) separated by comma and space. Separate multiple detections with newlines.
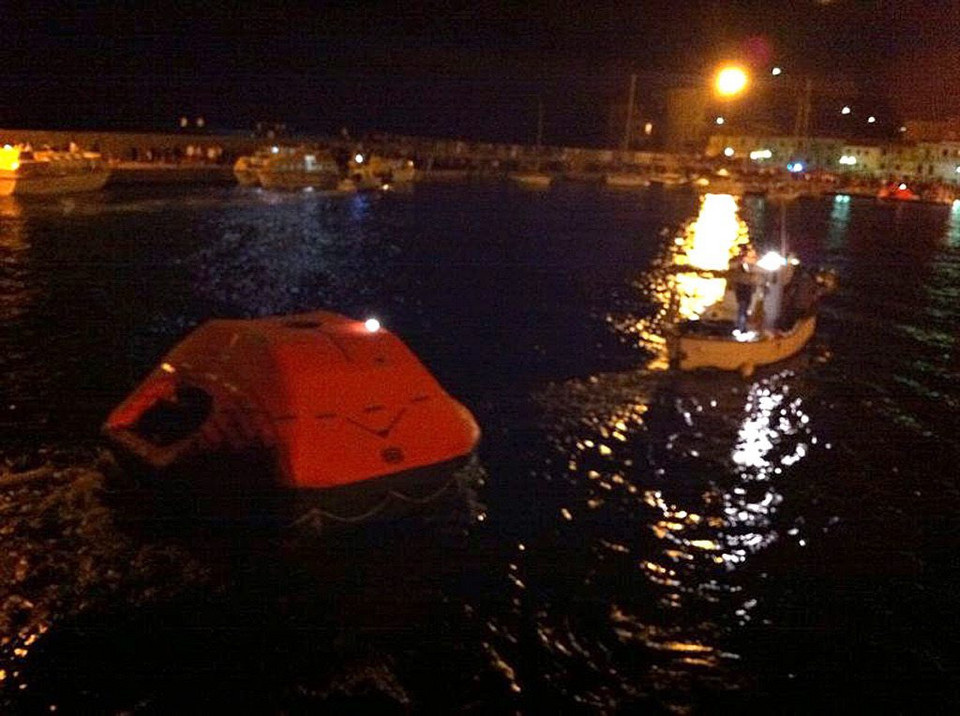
1, 184, 958, 712
517, 351, 822, 707
617, 193, 749, 369
946, 201, 960, 248
481, 192, 830, 708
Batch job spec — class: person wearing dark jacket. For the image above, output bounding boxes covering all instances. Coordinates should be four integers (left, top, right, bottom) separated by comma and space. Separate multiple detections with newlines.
728, 246, 758, 331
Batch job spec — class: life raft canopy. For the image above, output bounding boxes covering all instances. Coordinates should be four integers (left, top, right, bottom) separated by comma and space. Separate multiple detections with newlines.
103, 311, 481, 490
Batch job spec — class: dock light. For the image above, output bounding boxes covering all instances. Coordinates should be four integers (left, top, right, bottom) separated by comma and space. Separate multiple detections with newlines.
841, 106, 851, 115
364, 317, 381, 333
749, 149, 772, 161
868, 116, 876, 124
715, 66, 748, 97
354, 153, 364, 164
715, 116, 725, 125
757, 251, 786, 272
771, 67, 782, 76
723, 147, 735, 157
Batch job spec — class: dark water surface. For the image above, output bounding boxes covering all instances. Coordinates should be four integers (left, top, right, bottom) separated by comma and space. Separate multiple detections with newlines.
1, 184, 958, 713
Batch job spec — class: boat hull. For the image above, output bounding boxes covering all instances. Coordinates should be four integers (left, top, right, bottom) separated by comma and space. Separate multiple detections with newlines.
510, 172, 552, 187
257, 170, 343, 191
605, 173, 649, 188
0, 168, 111, 196
673, 314, 817, 375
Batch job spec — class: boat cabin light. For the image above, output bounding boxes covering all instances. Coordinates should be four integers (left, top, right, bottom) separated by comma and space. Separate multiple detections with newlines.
364, 317, 381, 333
757, 251, 786, 272
0, 145, 22, 171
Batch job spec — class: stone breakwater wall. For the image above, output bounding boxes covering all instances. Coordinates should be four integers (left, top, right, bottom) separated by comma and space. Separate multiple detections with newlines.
0, 128, 688, 174
0, 128, 261, 163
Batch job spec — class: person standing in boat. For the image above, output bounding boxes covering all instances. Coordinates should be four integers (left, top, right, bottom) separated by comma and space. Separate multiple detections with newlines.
729, 245, 758, 332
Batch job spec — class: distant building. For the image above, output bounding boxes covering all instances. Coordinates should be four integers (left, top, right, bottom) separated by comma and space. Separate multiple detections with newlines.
665, 88, 709, 153
903, 119, 960, 142
705, 133, 842, 171
706, 131, 960, 184
837, 143, 885, 176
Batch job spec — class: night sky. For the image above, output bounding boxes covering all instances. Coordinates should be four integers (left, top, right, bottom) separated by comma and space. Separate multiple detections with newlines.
4, 1, 957, 144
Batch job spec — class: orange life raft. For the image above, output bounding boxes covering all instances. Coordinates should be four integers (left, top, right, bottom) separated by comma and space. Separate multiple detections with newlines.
103, 311, 480, 494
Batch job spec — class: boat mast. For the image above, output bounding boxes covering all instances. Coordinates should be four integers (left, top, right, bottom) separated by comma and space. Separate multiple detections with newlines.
535, 96, 544, 172
622, 74, 637, 158
779, 200, 788, 257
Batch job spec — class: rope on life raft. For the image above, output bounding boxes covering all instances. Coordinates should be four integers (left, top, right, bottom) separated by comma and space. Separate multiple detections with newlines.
0, 465, 60, 489
286, 470, 464, 532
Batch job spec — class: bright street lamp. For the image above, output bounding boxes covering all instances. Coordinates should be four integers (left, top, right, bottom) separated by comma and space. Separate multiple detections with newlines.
715, 66, 748, 98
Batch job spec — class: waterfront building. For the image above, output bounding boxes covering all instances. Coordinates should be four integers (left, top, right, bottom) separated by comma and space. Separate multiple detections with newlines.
837, 143, 885, 177
705, 134, 842, 171
707, 132, 960, 185
665, 88, 709, 153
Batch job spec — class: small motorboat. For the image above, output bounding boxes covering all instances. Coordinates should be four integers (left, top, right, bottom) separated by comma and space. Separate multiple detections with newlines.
877, 181, 919, 202
103, 311, 481, 526
670, 312, 818, 377
668, 255, 834, 377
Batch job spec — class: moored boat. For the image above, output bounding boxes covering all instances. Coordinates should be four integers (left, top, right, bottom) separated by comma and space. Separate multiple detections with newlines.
765, 184, 803, 202
877, 181, 919, 202
0, 144, 111, 196
348, 153, 417, 189
233, 145, 297, 186
668, 254, 833, 377
650, 171, 687, 188
509, 171, 552, 187
604, 172, 650, 188
103, 311, 481, 525
256, 147, 346, 191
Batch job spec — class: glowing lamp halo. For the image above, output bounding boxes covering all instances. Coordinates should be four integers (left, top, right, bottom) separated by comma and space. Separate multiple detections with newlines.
715, 65, 748, 98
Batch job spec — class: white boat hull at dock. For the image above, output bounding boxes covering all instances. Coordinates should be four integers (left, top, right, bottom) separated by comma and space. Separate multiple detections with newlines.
0, 169, 111, 196
0, 145, 111, 196
509, 172, 552, 187
672, 314, 817, 376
